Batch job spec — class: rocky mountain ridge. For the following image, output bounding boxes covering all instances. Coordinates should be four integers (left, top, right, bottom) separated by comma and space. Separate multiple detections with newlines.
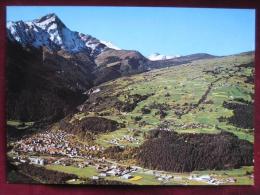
7, 13, 109, 57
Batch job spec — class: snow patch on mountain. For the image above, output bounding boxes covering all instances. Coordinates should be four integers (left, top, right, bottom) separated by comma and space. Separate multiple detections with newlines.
148, 53, 181, 61
100, 40, 121, 50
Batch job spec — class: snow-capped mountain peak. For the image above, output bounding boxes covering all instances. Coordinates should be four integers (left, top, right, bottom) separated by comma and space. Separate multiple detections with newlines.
6, 13, 113, 56
33, 13, 66, 30
148, 53, 181, 61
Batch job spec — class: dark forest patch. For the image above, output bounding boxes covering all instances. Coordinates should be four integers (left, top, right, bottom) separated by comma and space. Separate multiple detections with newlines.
141, 107, 151, 114
137, 130, 253, 172
103, 146, 138, 161
6, 125, 35, 142
245, 75, 254, 84
149, 102, 170, 119
15, 163, 78, 184
236, 62, 254, 68
81, 95, 120, 113
236, 62, 254, 84
133, 116, 142, 122
149, 102, 170, 111
222, 101, 253, 129
63, 117, 122, 136
82, 92, 153, 114
155, 109, 167, 119
7, 161, 38, 183
6, 121, 49, 142
118, 93, 154, 112
82, 177, 133, 185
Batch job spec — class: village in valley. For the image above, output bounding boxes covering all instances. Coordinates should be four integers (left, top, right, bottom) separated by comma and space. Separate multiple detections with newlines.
7, 121, 252, 185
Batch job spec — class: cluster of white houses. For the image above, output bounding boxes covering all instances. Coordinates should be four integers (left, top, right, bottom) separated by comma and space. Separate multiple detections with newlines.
15, 130, 104, 158
109, 135, 139, 145
92, 164, 139, 180
188, 174, 236, 185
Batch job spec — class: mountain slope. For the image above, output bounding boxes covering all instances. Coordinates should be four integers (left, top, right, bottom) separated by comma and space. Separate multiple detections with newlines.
66, 51, 254, 144
93, 49, 149, 84
6, 13, 151, 122
6, 40, 95, 122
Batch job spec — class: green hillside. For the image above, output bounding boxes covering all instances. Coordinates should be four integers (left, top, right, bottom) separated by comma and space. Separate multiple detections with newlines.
70, 52, 254, 149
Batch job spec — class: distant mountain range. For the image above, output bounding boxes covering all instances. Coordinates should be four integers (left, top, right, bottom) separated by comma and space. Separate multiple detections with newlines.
6, 13, 218, 122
